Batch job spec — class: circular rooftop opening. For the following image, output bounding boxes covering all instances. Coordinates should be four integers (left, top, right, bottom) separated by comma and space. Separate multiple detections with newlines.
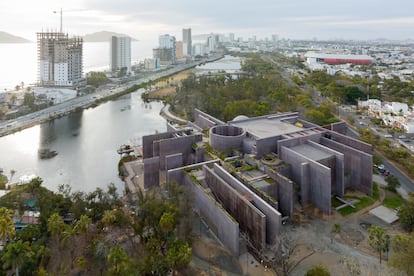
211, 125, 244, 137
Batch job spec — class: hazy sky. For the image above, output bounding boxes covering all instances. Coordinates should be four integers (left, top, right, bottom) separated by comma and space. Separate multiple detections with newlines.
1, 0, 413, 43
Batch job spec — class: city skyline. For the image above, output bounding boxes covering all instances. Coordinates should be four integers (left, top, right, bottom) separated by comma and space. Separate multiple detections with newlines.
1, 0, 414, 43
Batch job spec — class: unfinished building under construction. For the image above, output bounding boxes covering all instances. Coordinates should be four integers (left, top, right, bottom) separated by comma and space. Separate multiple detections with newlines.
37, 32, 83, 87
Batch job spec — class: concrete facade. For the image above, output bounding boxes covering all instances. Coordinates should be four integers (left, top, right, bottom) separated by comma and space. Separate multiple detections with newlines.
141, 109, 374, 255
204, 166, 266, 251
212, 164, 282, 244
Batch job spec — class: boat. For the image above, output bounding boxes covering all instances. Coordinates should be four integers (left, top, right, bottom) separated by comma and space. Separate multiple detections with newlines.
38, 148, 58, 159
117, 144, 134, 155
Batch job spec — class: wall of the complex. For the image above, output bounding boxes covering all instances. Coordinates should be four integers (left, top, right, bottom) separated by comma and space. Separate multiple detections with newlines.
143, 156, 160, 189
280, 146, 332, 215
155, 134, 202, 169
308, 140, 345, 196
277, 133, 321, 154
323, 122, 347, 135
142, 132, 174, 158
328, 132, 372, 154
185, 175, 240, 255
321, 137, 372, 196
165, 153, 183, 170
265, 167, 294, 217
211, 164, 281, 245
209, 126, 246, 152
193, 108, 225, 129
204, 166, 266, 251
255, 136, 281, 158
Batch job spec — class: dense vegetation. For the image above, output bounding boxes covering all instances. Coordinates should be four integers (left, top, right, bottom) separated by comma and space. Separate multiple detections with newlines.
0, 178, 193, 275
86, 72, 109, 87
169, 53, 338, 125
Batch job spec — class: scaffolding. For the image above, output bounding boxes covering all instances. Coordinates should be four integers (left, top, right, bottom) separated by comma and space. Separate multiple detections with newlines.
37, 31, 83, 87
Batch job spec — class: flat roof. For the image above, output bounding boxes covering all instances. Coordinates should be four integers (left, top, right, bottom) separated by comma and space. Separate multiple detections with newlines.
369, 206, 399, 224
230, 117, 303, 139
304, 51, 373, 61
290, 144, 332, 161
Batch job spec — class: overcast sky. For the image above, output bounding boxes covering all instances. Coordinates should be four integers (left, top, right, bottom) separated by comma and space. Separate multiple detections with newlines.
2, 0, 414, 43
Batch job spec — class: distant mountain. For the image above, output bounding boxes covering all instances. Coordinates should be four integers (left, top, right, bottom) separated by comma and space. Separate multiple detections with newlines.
83, 31, 137, 42
0, 31, 31, 43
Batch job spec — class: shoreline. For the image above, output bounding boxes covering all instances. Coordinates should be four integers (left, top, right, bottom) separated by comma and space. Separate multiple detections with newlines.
0, 55, 223, 138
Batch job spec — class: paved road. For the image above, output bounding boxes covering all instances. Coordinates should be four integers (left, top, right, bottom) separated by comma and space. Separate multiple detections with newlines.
0, 56, 223, 137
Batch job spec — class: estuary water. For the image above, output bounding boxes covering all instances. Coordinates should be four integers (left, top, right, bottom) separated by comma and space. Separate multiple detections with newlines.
0, 56, 241, 193
0, 91, 166, 193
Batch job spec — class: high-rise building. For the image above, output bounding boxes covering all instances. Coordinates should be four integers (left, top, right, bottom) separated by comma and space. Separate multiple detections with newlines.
272, 34, 279, 43
37, 32, 83, 87
175, 41, 183, 60
110, 36, 131, 72
154, 34, 176, 65
229, 33, 235, 42
182, 28, 192, 56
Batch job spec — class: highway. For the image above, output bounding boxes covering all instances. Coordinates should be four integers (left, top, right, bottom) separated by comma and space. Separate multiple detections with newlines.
0, 56, 222, 137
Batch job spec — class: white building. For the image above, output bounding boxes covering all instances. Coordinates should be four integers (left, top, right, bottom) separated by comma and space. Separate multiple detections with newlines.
37, 32, 83, 87
156, 34, 176, 64
110, 36, 131, 72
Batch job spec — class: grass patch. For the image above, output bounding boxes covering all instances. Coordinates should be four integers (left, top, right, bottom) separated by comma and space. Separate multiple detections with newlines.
373, 182, 379, 200
338, 196, 375, 216
382, 191, 405, 210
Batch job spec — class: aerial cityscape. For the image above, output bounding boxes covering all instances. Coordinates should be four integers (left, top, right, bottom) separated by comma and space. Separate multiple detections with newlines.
0, 1, 413, 275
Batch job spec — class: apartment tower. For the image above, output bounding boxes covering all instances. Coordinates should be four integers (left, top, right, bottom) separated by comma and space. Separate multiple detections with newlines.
110, 36, 132, 72
182, 28, 192, 57
37, 32, 83, 87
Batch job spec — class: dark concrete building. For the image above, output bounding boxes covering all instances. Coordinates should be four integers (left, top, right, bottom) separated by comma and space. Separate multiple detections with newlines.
141, 109, 373, 255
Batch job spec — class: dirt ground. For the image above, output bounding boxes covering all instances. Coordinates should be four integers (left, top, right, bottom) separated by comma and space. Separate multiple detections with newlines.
147, 71, 192, 98
186, 181, 406, 276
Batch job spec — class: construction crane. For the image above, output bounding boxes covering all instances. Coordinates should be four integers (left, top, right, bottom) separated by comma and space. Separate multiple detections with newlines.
53, 8, 63, 33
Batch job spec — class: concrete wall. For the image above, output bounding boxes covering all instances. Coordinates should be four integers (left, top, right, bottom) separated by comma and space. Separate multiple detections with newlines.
142, 132, 174, 158
280, 146, 332, 215
277, 132, 321, 155
212, 164, 281, 245
255, 136, 281, 158
143, 156, 160, 189
321, 137, 372, 196
157, 134, 202, 169
264, 167, 294, 217
204, 166, 266, 251
185, 175, 240, 255
328, 131, 372, 154
210, 125, 246, 152
166, 160, 221, 185
323, 121, 347, 135
165, 153, 183, 170
308, 140, 345, 196
193, 108, 225, 129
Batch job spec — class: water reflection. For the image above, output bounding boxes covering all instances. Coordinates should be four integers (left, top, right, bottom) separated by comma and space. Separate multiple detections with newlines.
0, 90, 166, 193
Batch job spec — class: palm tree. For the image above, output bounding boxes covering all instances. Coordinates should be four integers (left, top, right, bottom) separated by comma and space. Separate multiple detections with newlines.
107, 245, 131, 274
9, 169, 16, 184
2, 240, 33, 276
47, 213, 65, 248
0, 207, 15, 244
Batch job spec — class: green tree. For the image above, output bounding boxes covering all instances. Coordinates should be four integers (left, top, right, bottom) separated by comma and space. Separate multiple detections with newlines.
388, 233, 414, 275
0, 207, 15, 243
385, 175, 400, 192
107, 245, 131, 275
368, 226, 388, 264
305, 265, 330, 276
23, 92, 36, 109
398, 194, 414, 231
1, 240, 33, 276
47, 213, 66, 247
